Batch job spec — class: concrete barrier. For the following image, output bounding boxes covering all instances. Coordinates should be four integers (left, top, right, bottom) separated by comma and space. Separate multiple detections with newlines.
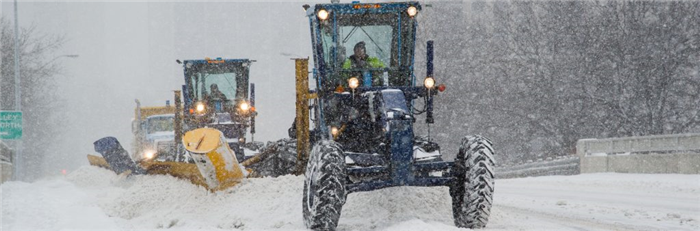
577, 133, 700, 156
580, 153, 700, 174
577, 133, 700, 174
579, 156, 607, 173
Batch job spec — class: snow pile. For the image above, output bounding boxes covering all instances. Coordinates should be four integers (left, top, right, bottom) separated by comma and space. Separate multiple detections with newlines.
2, 166, 458, 231
3, 167, 699, 231
69, 167, 307, 230
65, 164, 119, 188
1, 176, 122, 231
341, 186, 455, 230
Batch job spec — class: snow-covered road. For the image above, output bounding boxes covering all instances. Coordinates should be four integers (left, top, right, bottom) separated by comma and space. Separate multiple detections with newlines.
491, 174, 699, 231
2, 166, 698, 231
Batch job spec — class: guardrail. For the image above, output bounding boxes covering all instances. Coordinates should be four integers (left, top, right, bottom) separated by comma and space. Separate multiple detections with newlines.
0, 140, 11, 162
1, 141, 13, 183
496, 157, 579, 179
576, 133, 700, 156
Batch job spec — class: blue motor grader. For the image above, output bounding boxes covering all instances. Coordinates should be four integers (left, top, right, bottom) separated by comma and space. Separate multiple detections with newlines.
292, 1, 496, 230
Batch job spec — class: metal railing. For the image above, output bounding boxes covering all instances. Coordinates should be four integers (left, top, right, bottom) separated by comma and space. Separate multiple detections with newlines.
496, 157, 579, 179
576, 133, 700, 156
0, 141, 12, 163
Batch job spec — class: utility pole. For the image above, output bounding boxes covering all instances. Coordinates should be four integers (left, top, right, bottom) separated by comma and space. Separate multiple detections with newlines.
12, 0, 22, 181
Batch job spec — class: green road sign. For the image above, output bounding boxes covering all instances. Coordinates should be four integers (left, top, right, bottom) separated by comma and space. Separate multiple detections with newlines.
0, 111, 22, 140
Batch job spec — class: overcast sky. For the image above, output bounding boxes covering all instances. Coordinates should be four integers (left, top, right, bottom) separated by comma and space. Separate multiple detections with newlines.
2, 0, 328, 173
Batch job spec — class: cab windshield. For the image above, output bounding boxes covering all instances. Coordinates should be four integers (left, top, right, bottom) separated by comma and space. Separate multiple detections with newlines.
185, 62, 249, 103
147, 116, 174, 134
318, 12, 415, 87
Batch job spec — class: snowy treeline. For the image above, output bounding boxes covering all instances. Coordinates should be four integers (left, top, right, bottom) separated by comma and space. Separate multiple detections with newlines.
1, 18, 65, 180
416, 1, 700, 165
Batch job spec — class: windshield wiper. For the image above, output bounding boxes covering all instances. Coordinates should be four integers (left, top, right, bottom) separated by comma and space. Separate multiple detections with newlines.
359, 26, 385, 55
343, 26, 359, 44
342, 11, 371, 44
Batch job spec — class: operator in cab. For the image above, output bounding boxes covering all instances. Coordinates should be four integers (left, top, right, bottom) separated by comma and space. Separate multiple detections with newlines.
206, 83, 228, 112
208, 83, 228, 101
342, 41, 386, 87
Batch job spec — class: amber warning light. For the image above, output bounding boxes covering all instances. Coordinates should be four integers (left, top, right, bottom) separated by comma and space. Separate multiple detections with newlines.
353, 4, 381, 9
205, 57, 225, 64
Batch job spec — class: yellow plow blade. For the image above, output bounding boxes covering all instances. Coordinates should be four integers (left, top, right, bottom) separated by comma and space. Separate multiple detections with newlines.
183, 127, 246, 191
87, 154, 111, 170
87, 127, 247, 191
139, 161, 209, 188
88, 153, 213, 189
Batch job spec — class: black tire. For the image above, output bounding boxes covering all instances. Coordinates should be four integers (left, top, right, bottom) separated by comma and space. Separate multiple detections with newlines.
450, 135, 495, 229
303, 140, 347, 231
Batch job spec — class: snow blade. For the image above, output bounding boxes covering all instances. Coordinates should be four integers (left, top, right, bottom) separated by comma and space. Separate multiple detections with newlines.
88, 137, 211, 189
183, 128, 246, 191
139, 161, 209, 188
87, 154, 111, 170
92, 137, 144, 175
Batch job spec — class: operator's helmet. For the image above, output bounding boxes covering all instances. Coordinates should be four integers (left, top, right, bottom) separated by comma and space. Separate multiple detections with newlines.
210, 83, 219, 91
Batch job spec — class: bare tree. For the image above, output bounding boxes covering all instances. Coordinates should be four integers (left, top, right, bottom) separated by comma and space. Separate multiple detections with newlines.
1, 18, 66, 180
421, 1, 700, 165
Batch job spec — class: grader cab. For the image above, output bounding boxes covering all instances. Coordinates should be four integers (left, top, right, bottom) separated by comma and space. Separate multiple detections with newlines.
178, 58, 258, 161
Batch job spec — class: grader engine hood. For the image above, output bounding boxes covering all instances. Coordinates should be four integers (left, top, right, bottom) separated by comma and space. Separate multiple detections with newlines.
328, 88, 415, 155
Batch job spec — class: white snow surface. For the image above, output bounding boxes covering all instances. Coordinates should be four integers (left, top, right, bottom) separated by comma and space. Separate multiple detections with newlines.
2, 167, 698, 231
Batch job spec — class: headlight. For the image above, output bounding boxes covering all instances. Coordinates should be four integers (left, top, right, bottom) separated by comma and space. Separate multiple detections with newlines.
143, 149, 156, 160
317, 9, 329, 20
348, 77, 359, 89
407, 6, 418, 17
196, 102, 206, 113
240, 102, 250, 111
424, 77, 435, 89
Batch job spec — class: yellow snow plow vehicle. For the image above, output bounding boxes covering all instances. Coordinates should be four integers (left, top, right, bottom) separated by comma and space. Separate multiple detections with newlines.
87, 57, 296, 190
131, 100, 179, 162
